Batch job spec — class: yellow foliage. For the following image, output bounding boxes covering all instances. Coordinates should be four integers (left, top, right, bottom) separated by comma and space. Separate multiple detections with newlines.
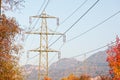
0, 14, 23, 80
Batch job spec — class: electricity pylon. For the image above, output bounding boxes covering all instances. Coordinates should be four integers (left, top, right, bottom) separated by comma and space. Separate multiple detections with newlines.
26, 11, 65, 80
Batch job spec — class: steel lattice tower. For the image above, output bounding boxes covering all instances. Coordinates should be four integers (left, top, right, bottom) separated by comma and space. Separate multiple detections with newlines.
27, 11, 64, 80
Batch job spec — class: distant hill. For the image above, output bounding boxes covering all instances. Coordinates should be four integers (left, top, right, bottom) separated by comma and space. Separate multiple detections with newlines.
22, 64, 39, 80
49, 58, 82, 80
83, 51, 109, 76
22, 51, 110, 80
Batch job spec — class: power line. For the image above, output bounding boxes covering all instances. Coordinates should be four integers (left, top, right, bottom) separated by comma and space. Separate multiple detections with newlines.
60, 0, 89, 25
39, 0, 47, 13
25, 0, 47, 41
49, 0, 100, 47
25, 0, 50, 40
49, 53, 58, 65
67, 10, 120, 42
28, 0, 46, 30
70, 41, 115, 58
43, 0, 50, 11
58, 10, 120, 51
48, 0, 99, 63
27, 54, 39, 61
64, 0, 99, 34
48, 0, 88, 42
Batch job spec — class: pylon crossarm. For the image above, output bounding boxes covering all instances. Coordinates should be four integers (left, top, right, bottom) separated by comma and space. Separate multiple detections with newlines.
30, 13, 57, 19
26, 32, 64, 35
29, 49, 60, 53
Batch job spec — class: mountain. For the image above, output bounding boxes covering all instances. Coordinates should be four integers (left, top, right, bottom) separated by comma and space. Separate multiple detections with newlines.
22, 64, 39, 80
22, 51, 110, 80
49, 58, 82, 80
84, 51, 109, 76
49, 51, 109, 80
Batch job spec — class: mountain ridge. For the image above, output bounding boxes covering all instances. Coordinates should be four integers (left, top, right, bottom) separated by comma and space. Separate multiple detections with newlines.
22, 50, 110, 80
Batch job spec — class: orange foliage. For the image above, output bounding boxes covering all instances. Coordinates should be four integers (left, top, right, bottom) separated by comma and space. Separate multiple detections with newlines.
79, 74, 91, 80
0, 14, 23, 80
44, 76, 52, 80
61, 74, 90, 80
106, 36, 120, 80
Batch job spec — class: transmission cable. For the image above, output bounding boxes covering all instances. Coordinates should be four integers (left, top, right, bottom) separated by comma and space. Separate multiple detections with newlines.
58, 10, 120, 50
48, 0, 99, 63
48, 0, 88, 42
48, 10, 120, 64
49, 53, 58, 65
43, 0, 50, 11
49, 0, 100, 47
67, 10, 120, 42
60, 0, 89, 25
25, 0, 47, 40
25, 0, 50, 40
28, 0, 46, 31
70, 41, 115, 58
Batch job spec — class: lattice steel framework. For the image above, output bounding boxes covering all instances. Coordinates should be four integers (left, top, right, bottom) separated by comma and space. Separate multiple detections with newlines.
27, 11, 64, 80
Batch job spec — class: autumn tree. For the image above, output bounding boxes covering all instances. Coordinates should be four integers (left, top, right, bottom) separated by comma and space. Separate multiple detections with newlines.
106, 36, 120, 80
44, 76, 52, 80
0, 14, 24, 79
61, 74, 79, 80
67, 74, 79, 80
61, 74, 91, 80
79, 74, 91, 80
0, 0, 24, 79
99, 75, 112, 80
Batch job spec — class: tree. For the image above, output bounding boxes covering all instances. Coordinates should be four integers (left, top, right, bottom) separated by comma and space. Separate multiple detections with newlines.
44, 76, 52, 80
61, 74, 79, 80
61, 74, 91, 80
99, 75, 112, 80
0, 14, 24, 80
68, 74, 79, 80
106, 36, 120, 80
0, 0, 24, 79
79, 74, 91, 80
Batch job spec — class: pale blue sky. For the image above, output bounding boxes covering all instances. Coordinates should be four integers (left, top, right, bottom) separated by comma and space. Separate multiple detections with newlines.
5, 0, 120, 65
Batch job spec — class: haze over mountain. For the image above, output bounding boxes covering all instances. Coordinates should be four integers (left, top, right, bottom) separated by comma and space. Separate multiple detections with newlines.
22, 51, 110, 80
